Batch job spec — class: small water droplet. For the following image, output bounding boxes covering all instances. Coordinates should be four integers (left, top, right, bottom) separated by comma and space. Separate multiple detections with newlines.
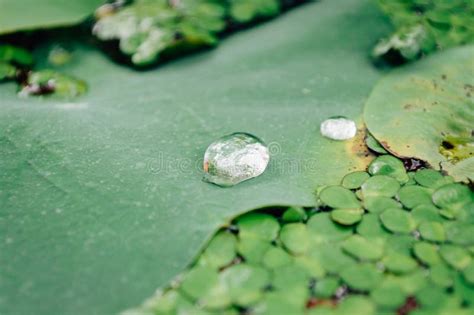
203, 132, 270, 187
320, 117, 357, 140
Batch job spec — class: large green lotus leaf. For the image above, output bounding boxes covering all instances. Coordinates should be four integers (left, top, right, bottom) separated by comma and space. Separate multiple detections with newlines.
0, 1, 390, 314
364, 46, 474, 182
0, 0, 103, 34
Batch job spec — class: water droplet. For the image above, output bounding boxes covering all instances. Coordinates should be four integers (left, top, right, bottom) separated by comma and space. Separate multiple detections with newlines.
203, 133, 270, 187
320, 117, 357, 140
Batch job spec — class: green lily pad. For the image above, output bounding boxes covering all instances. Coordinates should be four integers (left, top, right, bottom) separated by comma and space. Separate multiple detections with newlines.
368, 155, 408, 183
341, 235, 384, 261
363, 195, 402, 214
414, 169, 453, 189
361, 175, 401, 198
356, 213, 390, 238
385, 235, 415, 256
370, 284, 406, 308
364, 45, 474, 182
463, 262, 474, 285
199, 231, 237, 269
314, 277, 340, 298
0, 0, 103, 34
397, 185, 434, 209
272, 264, 309, 290
366, 133, 388, 154
294, 256, 325, 279
262, 246, 292, 269
432, 183, 474, 215
337, 295, 376, 315
382, 252, 418, 274
439, 245, 472, 270
330, 208, 364, 225
279, 223, 311, 255
309, 244, 355, 274
237, 235, 271, 264
307, 212, 353, 243
220, 263, 270, 306
415, 285, 449, 309
419, 221, 446, 242
180, 266, 219, 301
319, 185, 361, 209
430, 264, 454, 288
282, 206, 308, 223
444, 222, 474, 245
340, 263, 383, 291
411, 204, 443, 225
413, 242, 441, 266
236, 213, 280, 241
380, 208, 416, 234
341, 171, 370, 189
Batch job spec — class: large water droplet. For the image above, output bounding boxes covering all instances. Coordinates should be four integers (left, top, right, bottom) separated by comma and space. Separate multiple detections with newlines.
203, 133, 270, 187
320, 117, 357, 140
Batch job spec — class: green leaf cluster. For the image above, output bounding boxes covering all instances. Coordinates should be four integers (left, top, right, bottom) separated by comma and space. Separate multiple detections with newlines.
374, 0, 474, 63
93, 0, 291, 66
0, 44, 87, 98
123, 154, 474, 315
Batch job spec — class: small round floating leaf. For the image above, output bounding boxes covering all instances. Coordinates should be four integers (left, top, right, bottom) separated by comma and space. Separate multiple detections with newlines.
393, 270, 428, 295
220, 263, 270, 306
439, 209, 455, 220
382, 252, 418, 274
463, 262, 474, 284
385, 235, 415, 256
294, 256, 325, 279
256, 290, 306, 315
416, 285, 449, 309
380, 208, 416, 234
341, 235, 384, 261
272, 264, 309, 290
361, 175, 401, 198
368, 155, 408, 183
397, 185, 434, 209
444, 222, 474, 245
363, 195, 402, 214
309, 244, 355, 274
366, 133, 388, 154
314, 277, 340, 298
411, 204, 443, 225
356, 213, 390, 238
200, 279, 232, 310
432, 183, 474, 212
236, 213, 280, 241
307, 212, 352, 243
330, 208, 363, 225
414, 169, 450, 189
370, 284, 407, 308
440, 245, 472, 270
337, 295, 376, 315
200, 231, 237, 269
262, 246, 292, 269
419, 221, 446, 242
454, 273, 474, 306
282, 206, 307, 223
237, 235, 271, 264
280, 223, 311, 255
430, 264, 454, 288
180, 266, 218, 301
319, 185, 360, 209
342, 171, 370, 189
413, 242, 441, 266
340, 263, 383, 291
